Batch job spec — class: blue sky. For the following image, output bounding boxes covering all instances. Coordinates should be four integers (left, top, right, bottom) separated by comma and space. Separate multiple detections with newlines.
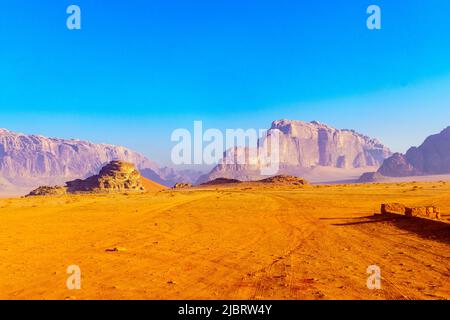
1, 0, 450, 166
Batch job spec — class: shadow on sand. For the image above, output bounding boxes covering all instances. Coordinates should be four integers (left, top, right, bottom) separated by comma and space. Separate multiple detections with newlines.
325, 213, 450, 246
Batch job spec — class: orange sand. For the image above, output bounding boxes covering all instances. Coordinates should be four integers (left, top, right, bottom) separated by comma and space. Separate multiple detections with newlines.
0, 181, 449, 300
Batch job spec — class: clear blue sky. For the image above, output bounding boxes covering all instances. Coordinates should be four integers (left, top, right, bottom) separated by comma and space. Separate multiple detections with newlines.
1, 0, 450, 166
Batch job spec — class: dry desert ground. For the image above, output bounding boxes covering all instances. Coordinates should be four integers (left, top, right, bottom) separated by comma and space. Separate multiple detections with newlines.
0, 181, 449, 300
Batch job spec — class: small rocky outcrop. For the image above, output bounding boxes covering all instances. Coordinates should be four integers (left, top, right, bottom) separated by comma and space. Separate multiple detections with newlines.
26, 186, 67, 197
200, 178, 242, 186
173, 183, 193, 189
258, 175, 308, 185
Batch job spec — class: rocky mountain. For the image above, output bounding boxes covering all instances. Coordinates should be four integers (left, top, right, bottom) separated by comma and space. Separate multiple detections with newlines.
0, 128, 201, 195
377, 153, 419, 177
200, 120, 392, 183
377, 126, 450, 177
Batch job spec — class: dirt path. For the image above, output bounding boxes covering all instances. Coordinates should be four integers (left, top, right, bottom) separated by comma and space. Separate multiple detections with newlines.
0, 183, 449, 299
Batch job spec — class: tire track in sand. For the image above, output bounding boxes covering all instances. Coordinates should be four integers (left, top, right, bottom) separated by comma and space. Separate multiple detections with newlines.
233, 193, 321, 300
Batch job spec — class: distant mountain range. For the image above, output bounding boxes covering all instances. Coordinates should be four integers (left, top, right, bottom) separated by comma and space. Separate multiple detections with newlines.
5, 121, 450, 196
0, 128, 201, 195
198, 120, 392, 183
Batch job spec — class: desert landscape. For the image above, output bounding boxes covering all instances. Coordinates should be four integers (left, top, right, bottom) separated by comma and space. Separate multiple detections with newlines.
2, 1, 450, 304
1, 122, 450, 300
0, 175, 449, 300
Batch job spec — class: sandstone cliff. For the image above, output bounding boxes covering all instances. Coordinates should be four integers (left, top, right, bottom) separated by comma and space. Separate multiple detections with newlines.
200, 120, 391, 183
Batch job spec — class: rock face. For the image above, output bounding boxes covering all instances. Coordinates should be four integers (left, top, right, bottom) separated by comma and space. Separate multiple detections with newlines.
201, 120, 391, 183
0, 128, 202, 194
66, 161, 145, 193
377, 127, 450, 177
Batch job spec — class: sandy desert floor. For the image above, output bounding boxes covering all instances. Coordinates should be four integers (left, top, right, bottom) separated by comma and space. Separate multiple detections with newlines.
0, 182, 449, 300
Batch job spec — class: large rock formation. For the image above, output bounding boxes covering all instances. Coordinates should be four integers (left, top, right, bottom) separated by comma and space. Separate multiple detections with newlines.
200, 120, 391, 183
377, 153, 418, 177
65, 161, 146, 193
0, 128, 202, 195
27, 161, 165, 196
377, 126, 450, 177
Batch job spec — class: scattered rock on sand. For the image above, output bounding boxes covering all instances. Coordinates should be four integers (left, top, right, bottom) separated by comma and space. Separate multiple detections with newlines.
105, 247, 127, 252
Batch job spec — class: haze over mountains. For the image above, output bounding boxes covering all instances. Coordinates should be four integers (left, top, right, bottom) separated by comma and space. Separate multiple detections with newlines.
200, 120, 392, 183
0, 128, 200, 195
4, 121, 450, 195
